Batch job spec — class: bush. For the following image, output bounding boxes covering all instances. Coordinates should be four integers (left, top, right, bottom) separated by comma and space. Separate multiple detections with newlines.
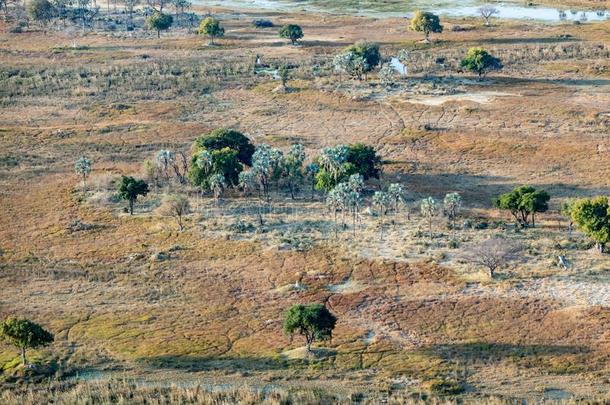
252, 19, 273, 28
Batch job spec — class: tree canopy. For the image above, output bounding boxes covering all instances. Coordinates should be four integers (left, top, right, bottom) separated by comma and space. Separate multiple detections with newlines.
460, 47, 503, 79
146, 12, 173, 38
0, 318, 54, 366
569, 197, 610, 253
279, 24, 304, 45
494, 185, 549, 227
198, 17, 224, 44
344, 41, 381, 70
283, 304, 336, 352
118, 176, 150, 215
409, 11, 443, 41
28, 0, 56, 27
194, 128, 255, 166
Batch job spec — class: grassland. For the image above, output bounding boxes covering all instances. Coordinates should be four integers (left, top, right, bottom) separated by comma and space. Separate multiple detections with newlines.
0, 2, 609, 403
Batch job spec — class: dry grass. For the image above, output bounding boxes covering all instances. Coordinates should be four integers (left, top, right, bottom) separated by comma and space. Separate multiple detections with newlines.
0, 5, 609, 403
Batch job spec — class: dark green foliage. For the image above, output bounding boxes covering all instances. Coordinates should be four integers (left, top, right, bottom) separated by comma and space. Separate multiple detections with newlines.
283, 304, 337, 352
0, 318, 54, 366
344, 41, 381, 71
28, 0, 56, 26
146, 12, 173, 38
194, 128, 254, 166
199, 17, 224, 44
315, 162, 357, 192
494, 185, 549, 227
209, 147, 241, 186
252, 19, 273, 28
460, 47, 503, 79
346, 143, 381, 180
118, 176, 149, 215
279, 24, 304, 45
569, 197, 610, 252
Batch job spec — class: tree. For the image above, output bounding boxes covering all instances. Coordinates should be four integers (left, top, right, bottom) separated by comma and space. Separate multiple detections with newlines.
388, 183, 406, 213
198, 17, 224, 45
333, 51, 369, 80
327, 186, 346, 238
372, 191, 391, 240
410, 11, 443, 42
172, 0, 190, 16
278, 64, 290, 89
283, 304, 336, 353
478, 5, 499, 26
208, 173, 226, 202
460, 47, 503, 80
252, 144, 284, 201
420, 196, 437, 240
146, 12, 173, 38
344, 41, 381, 71
443, 192, 462, 229
281, 143, 306, 199
156, 149, 174, 181
279, 24, 303, 45
569, 197, 610, 253
158, 194, 190, 231
74, 156, 92, 191
305, 162, 320, 200
124, 0, 139, 30
28, 0, 55, 28
238, 170, 257, 197
0, 318, 54, 367
317, 145, 350, 191
494, 185, 549, 227
346, 143, 382, 180
378, 63, 398, 86
209, 147, 242, 187
118, 176, 149, 215
464, 237, 521, 278
194, 128, 254, 166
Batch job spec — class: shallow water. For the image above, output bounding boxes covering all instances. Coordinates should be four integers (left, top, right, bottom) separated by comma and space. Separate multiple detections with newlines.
197, 0, 609, 22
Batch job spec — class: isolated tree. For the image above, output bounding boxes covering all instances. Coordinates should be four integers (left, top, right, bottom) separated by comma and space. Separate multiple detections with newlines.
569, 197, 610, 253
460, 47, 503, 80
420, 196, 438, 240
0, 318, 54, 367
158, 194, 190, 231
118, 176, 149, 215
198, 17, 224, 45
28, 0, 55, 28
278, 64, 291, 89
478, 5, 499, 26
74, 156, 92, 191
464, 238, 521, 278
410, 10, 443, 42
388, 183, 406, 213
327, 186, 346, 238
283, 304, 336, 353
373, 191, 391, 240
443, 192, 462, 229
279, 24, 303, 45
494, 185, 549, 227
147, 11, 173, 38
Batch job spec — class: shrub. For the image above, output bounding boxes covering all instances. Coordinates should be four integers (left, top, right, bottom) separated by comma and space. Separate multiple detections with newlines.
460, 47, 503, 80
252, 19, 273, 28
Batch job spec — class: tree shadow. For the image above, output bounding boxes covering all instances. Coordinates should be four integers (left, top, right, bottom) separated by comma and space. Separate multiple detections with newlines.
425, 342, 589, 363
138, 355, 292, 372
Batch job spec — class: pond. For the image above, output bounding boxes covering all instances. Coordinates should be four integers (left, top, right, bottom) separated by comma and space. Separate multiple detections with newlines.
196, 0, 609, 22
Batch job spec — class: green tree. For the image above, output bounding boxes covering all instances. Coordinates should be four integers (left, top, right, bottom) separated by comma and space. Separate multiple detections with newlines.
74, 156, 92, 191
409, 10, 443, 42
569, 197, 610, 253
28, 0, 56, 28
279, 24, 303, 45
210, 147, 242, 186
146, 12, 173, 38
198, 17, 224, 44
494, 185, 549, 227
346, 143, 382, 180
194, 128, 255, 166
443, 192, 462, 229
420, 196, 438, 240
283, 304, 336, 353
344, 41, 381, 70
0, 318, 54, 367
460, 47, 503, 80
118, 176, 150, 215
